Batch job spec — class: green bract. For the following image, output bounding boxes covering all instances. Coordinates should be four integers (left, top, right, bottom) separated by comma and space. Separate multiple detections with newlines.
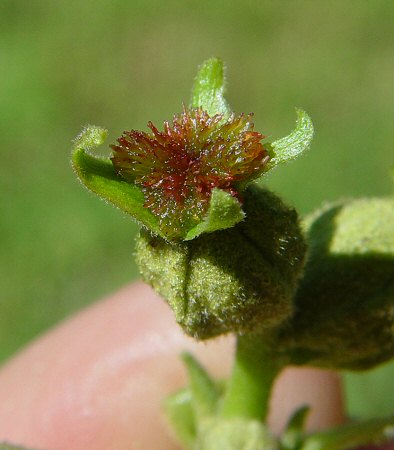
72, 126, 161, 235
266, 108, 314, 171
190, 58, 232, 120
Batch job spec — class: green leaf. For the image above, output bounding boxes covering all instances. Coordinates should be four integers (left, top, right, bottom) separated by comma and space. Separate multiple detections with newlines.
281, 406, 310, 450
185, 188, 245, 240
266, 109, 313, 171
163, 388, 196, 449
300, 416, 394, 450
190, 57, 232, 119
181, 352, 221, 418
71, 125, 164, 238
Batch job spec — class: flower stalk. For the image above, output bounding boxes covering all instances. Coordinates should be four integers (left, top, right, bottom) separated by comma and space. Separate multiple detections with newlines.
221, 334, 283, 421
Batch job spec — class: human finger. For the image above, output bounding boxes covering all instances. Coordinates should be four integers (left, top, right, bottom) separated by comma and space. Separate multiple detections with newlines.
0, 282, 346, 450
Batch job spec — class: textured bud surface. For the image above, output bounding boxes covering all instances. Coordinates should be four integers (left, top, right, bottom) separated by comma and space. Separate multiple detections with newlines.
277, 197, 394, 370
136, 184, 307, 339
112, 107, 269, 239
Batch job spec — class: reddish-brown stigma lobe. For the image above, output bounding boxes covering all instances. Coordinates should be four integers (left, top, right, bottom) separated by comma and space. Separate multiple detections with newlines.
111, 107, 269, 238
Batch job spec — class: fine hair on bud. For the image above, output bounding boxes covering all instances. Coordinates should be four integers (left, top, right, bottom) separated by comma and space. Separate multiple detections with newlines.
276, 197, 394, 370
136, 184, 307, 339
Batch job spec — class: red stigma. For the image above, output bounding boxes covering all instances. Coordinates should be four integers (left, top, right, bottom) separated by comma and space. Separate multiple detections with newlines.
111, 107, 269, 238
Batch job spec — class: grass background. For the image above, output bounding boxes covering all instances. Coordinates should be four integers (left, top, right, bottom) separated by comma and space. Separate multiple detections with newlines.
1, 0, 393, 419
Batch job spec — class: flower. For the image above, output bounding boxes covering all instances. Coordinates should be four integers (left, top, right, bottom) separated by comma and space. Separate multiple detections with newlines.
72, 58, 313, 242
111, 107, 269, 238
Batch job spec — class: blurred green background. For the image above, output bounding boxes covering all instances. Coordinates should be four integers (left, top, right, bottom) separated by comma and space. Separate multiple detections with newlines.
1, 0, 393, 419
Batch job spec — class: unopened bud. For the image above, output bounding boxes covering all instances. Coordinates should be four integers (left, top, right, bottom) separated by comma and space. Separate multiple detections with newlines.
277, 197, 394, 370
136, 184, 307, 339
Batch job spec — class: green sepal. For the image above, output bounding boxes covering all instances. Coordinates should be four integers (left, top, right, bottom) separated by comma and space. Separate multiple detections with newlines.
185, 188, 245, 240
190, 57, 232, 119
181, 352, 221, 418
71, 125, 163, 238
163, 388, 196, 450
300, 416, 394, 450
265, 109, 313, 171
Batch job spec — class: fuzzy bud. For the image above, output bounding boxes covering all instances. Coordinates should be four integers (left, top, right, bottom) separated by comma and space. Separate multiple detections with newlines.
277, 197, 394, 370
136, 184, 307, 339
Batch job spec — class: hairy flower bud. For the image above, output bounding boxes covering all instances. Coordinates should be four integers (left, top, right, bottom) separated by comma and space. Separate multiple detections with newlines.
136, 184, 307, 339
277, 197, 394, 370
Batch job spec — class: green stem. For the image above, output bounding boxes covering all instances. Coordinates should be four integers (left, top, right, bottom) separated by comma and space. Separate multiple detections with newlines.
220, 334, 283, 421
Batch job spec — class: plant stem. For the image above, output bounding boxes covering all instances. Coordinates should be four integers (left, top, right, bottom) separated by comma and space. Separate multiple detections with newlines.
220, 334, 283, 421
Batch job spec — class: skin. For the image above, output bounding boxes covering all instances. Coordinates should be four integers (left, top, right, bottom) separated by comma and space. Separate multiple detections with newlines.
0, 282, 388, 450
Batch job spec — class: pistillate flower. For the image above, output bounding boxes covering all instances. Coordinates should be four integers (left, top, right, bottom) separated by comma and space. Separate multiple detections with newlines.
72, 59, 313, 242
111, 107, 269, 238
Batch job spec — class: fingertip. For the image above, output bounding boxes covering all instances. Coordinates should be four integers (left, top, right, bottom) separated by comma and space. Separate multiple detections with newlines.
0, 282, 233, 450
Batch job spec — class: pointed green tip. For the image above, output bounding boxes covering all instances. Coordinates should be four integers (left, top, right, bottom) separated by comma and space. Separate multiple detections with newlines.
185, 189, 245, 241
190, 57, 232, 119
195, 57, 225, 90
73, 125, 108, 151
265, 108, 314, 171
181, 352, 220, 418
163, 388, 196, 449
